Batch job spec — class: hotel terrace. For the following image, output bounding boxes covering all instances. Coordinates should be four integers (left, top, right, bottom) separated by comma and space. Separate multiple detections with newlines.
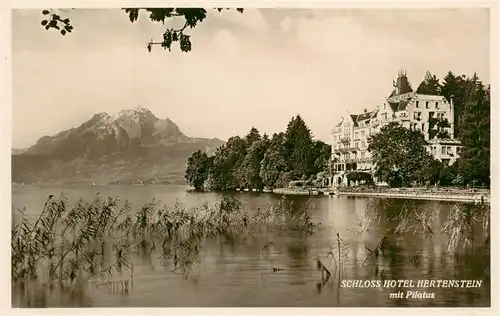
330, 70, 461, 188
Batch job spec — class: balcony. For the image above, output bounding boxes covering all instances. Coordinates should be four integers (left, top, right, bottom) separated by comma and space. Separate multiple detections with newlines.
342, 157, 373, 164
339, 137, 351, 144
334, 147, 350, 154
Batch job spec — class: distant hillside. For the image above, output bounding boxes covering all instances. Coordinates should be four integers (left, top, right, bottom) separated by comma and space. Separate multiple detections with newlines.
12, 107, 225, 185
12, 148, 27, 155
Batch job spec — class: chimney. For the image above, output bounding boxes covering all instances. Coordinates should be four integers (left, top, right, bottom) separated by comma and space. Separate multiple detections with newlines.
363, 108, 368, 113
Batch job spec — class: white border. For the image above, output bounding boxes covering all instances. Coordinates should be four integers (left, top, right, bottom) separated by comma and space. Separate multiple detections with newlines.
1, 1, 498, 316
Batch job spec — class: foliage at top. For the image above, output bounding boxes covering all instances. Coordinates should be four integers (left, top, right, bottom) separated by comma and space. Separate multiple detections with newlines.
40, 8, 244, 52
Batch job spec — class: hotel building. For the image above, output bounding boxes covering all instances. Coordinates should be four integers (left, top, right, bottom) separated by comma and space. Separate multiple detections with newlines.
330, 70, 461, 188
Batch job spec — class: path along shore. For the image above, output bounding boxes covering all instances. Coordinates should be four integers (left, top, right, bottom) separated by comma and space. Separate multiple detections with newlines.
269, 187, 490, 203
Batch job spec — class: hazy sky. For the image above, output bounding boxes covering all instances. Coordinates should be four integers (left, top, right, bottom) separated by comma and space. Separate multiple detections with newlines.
12, 8, 490, 148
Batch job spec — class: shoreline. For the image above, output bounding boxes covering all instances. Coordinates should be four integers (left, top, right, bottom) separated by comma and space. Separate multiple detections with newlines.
335, 190, 490, 203
270, 187, 490, 203
13, 183, 490, 204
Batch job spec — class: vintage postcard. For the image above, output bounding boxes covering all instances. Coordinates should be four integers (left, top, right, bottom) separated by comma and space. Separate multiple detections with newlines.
4, 1, 497, 315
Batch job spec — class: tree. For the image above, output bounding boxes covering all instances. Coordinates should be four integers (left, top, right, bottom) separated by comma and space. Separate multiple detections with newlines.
311, 140, 332, 175
283, 115, 315, 178
368, 122, 436, 187
185, 150, 212, 191
260, 133, 287, 189
439, 162, 459, 186
209, 136, 247, 190
40, 8, 244, 52
346, 171, 374, 185
457, 76, 490, 187
244, 127, 261, 146
416, 71, 441, 95
238, 139, 269, 191
440, 71, 466, 138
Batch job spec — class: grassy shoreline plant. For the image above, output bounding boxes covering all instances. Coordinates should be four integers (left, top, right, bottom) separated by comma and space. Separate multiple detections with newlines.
11, 194, 320, 307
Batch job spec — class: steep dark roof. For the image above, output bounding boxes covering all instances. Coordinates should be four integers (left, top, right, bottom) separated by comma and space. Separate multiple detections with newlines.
388, 70, 413, 97
388, 100, 409, 112
350, 114, 359, 127
350, 111, 376, 126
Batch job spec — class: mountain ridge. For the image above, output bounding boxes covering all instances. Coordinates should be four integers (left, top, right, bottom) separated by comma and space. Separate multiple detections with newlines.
12, 107, 225, 185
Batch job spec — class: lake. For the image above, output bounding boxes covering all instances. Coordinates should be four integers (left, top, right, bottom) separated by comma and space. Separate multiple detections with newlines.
11, 184, 490, 307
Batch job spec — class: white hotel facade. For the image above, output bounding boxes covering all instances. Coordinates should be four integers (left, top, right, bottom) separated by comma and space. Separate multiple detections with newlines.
330, 70, 461, 188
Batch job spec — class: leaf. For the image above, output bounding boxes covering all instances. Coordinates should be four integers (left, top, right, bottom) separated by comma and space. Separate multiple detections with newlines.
61, 30, 66, 36
179, 33, 191, 52
41, 20, 48, 26
126, 8, 140, 23
42, 10, 50, 15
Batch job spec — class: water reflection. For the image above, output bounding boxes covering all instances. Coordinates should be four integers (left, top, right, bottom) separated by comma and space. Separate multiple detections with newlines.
11, 185, 490, 307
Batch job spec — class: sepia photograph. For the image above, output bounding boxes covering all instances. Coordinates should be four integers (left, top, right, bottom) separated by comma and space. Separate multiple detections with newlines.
8, 3, 494, 310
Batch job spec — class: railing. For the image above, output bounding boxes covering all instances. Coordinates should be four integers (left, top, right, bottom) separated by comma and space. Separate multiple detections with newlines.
337, 157, 373, 164
339, 137, 351, 144
334, 148, 350, 154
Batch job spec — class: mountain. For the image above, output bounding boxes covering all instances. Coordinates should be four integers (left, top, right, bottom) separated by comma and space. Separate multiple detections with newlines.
12, 148, 27, 155
12, 107, 225, 185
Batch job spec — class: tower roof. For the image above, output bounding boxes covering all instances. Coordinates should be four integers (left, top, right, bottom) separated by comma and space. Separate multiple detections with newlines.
389, 69, 413, 97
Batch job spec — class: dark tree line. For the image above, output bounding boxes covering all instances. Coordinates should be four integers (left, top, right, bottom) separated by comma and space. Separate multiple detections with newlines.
185, 116, 332, 191
371, 71, 490, 188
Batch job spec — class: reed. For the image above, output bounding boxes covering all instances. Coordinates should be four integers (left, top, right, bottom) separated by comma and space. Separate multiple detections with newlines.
11, 194, 320, 307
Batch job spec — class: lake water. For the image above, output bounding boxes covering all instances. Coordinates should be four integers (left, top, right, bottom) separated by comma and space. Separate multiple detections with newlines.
11, 184, 490, 307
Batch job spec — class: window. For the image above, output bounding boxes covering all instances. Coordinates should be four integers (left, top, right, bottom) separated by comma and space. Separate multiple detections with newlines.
429, 112, 435, 119
435, 102, 439, 109
361, 141, 366, 149
441, 147, 446, 155
421, 123, 425, 130
382, 113, 387, 120
413, 112, 420, 120
361, 152, 365, 158
355, 132, 359, 139
416, 101, 419, 108
426, 101, 429, 109
361, 131, 365, 137
355, 142, 359, 149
